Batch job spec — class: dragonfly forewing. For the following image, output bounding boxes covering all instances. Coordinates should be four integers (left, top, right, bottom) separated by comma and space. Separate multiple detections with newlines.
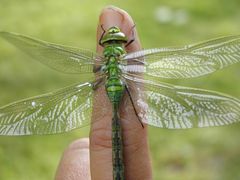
122, 35, 240, 79
0, 31, 104, 74
125, 74, 240, 129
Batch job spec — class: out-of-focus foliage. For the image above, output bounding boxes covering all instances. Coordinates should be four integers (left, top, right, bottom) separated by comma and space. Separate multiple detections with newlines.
0, 0, 240, 179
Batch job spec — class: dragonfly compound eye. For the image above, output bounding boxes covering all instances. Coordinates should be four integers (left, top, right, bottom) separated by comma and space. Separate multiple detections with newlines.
100, 27, 128, 45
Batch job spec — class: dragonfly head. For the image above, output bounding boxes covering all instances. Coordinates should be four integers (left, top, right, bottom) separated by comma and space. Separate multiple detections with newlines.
100, 26, 128, 46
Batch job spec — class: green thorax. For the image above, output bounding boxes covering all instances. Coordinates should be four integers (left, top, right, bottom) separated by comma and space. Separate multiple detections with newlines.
101, 26, 128, 104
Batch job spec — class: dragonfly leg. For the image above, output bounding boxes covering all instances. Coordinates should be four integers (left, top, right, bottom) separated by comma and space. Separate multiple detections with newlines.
93, 65, 102, 73
99, 24, 106, 47
92, 77, 105, 90
125, 84, 144, 128
125, 24, 136, 48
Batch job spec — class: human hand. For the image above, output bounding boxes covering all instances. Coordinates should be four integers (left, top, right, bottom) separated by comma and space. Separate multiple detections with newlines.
55, 6, 152, 180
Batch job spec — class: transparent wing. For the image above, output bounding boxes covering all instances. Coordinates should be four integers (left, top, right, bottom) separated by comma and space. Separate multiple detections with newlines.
0, 31, 103, 74
125, 75, 240, 129
0, 82, 94, 135
122, 35, 240, 79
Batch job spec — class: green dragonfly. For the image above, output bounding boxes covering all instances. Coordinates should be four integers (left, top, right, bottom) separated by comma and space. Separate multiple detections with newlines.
0, 27, 240, 180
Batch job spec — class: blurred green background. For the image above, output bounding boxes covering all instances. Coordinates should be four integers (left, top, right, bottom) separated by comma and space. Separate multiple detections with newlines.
0, 0, 240, 179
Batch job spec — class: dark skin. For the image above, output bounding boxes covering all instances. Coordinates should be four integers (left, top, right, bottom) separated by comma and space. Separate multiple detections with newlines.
55, 6, 152, 180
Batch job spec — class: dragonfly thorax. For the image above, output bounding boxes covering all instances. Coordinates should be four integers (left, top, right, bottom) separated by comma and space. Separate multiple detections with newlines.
103, 45, 126, 57
102, 42, 126, 102
105, 55, 124, 103
106, 57, 121, 76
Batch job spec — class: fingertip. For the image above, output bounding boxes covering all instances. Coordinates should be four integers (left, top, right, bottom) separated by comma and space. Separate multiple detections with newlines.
96, 6, 141, 53
55, 138, 90, 180
98, 6, 134, 29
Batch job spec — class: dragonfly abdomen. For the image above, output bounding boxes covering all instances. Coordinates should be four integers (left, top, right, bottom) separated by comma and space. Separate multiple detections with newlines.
112, 105, 124, 180
106, 66, 125, 180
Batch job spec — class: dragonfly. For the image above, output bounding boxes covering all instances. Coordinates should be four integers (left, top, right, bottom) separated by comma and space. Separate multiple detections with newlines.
0, 27, 240, 180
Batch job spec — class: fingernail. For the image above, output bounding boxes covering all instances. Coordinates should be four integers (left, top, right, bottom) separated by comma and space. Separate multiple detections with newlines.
99, 6, 133, 30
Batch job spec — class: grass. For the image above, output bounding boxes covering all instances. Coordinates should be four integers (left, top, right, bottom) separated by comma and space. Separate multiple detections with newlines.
0, 0, 240, 179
